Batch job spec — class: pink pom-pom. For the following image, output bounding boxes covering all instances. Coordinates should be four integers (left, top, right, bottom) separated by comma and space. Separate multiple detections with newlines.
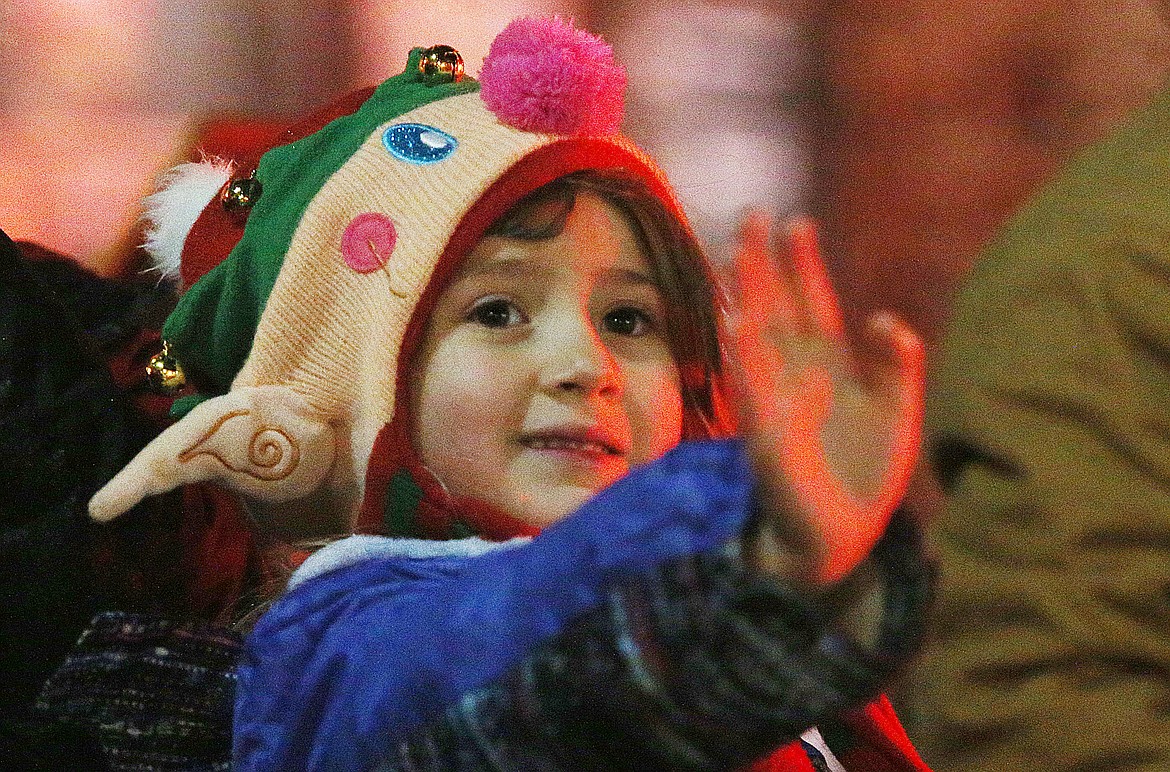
479, 17, 626, 137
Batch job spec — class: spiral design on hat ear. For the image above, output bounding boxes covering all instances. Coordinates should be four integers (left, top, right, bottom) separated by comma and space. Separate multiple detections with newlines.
178, 410, 301, 482
247, 425, 300, 480
89, 385, 337, 523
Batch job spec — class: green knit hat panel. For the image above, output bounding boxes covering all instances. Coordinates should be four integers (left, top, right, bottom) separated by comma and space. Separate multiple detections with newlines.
163, 48, 481, 402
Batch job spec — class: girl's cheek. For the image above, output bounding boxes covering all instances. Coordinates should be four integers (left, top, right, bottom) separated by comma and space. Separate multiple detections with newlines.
438, 348, 522, 426
656, 384, 685, 451
630, 365, 685, 461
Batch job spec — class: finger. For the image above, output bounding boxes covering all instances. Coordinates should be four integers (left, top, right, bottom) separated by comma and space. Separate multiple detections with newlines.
787, 216, 846, 342
864, 311, 926, 508
731, 210, 802, 335
726, 213, 785, 431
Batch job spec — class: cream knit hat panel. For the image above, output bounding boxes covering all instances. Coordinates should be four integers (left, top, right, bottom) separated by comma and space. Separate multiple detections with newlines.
234, 92, 555, 492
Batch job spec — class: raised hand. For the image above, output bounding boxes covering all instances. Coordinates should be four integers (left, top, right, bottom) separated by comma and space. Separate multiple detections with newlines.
727, 214, 924, 586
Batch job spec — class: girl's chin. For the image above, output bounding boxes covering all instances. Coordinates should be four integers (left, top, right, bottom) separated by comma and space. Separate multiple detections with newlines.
495, 456, 628, 528
506, 483, 608, 529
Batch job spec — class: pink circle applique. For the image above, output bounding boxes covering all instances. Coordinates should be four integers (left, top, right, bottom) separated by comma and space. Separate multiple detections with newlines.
341, 212, 397, 273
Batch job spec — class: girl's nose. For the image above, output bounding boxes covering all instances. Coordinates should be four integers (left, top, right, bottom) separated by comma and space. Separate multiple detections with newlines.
538, 321, 624, 398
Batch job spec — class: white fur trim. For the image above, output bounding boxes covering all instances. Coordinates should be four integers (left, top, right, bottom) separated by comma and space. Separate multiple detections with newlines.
141, 158, 234, 286
287, 534, 532, 590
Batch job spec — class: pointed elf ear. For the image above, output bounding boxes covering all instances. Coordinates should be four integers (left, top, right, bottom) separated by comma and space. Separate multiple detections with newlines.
89, 386, 336, 522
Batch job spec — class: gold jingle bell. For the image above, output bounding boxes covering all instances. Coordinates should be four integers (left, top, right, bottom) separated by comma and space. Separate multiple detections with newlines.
418, 45, 465, 85
222, 176, 262, 212
146, 342, 186, 395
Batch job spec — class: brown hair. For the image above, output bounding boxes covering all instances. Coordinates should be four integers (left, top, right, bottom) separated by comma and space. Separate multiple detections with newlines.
485, 170, 734, 439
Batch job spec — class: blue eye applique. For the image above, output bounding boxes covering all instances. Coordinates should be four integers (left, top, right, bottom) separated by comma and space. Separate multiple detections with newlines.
382, 123, 458, 165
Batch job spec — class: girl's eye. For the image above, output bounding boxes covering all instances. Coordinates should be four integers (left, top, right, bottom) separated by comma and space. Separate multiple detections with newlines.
468, 298, 525, 329
603, 306, 652, 337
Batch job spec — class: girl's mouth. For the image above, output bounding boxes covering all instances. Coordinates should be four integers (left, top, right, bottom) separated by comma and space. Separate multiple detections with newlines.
519, 428, 625, 457
521, 436, 619, 456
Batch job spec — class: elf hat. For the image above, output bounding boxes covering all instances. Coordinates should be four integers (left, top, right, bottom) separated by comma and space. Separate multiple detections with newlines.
90, 17, 696, 532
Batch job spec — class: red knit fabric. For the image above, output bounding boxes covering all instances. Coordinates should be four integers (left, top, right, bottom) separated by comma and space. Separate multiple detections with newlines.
748, 740, 816, 771
838, 695, 933, 771
358, 417, 540, 541
743, 696, 931, 771
179, 484, 255, 621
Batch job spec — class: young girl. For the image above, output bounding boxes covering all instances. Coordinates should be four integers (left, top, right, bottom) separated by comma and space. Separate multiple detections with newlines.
90, 17, 931, 771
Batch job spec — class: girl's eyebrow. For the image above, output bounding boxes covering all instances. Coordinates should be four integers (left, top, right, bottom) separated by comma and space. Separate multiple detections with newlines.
458, 257, 545, 281
607, 267, 659, 287
459, 256, 660, 288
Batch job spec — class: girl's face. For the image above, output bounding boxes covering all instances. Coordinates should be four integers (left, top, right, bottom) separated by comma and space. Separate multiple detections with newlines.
411, 191, 685, 529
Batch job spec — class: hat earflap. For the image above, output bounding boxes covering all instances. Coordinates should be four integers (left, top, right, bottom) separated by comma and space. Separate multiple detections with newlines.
89, 384, 336, 523
141, 158, 235, 287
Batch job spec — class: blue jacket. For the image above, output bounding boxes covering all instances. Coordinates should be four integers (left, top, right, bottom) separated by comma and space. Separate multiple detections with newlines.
235, 439, 753, 769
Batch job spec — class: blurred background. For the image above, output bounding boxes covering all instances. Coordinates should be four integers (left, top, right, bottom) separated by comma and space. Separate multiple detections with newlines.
5, 0, 1170, 763
3, 0, 1169, 348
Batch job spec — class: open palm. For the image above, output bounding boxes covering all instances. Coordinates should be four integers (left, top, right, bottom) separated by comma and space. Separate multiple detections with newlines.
728, 214, 924, 586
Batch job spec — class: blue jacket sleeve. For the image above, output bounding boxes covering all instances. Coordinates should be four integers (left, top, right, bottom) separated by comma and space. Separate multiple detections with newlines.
234, 439, 754, 771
